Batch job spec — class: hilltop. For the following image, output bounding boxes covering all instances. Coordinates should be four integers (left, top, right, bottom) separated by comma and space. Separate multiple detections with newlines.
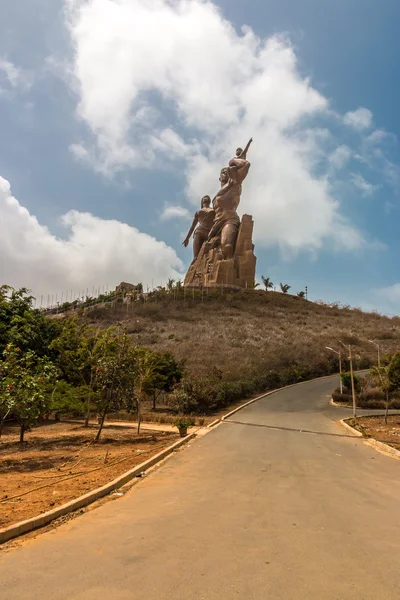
80, 289, 400, 383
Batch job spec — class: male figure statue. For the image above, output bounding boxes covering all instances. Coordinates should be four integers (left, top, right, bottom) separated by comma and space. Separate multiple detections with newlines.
183, 195, 215, 260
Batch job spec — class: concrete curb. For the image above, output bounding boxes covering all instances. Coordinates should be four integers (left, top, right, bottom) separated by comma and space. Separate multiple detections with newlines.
0, 432, 195, 545
340, 419, 363, 437
339, 418, 400, 461
207, 419, 221, 428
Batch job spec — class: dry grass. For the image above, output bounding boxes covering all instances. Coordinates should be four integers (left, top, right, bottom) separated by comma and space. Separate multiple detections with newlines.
80, 291, 400, 379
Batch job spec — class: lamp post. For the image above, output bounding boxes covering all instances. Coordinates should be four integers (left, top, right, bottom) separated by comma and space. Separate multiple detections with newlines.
368, 340, 381, 367
325, 347, 343, 394
339, 341, 357, 419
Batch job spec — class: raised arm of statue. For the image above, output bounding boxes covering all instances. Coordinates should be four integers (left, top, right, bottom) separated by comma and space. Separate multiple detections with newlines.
182, 212, 198, 247
240, 137, 253, 160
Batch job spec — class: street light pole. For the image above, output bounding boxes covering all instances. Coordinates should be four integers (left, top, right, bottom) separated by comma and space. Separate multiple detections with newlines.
368, 340, 381, 368
339, 341, 357, 419
325, 347, 343, 395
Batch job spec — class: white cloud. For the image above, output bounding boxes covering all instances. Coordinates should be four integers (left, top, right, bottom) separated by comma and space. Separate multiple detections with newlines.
64, 0, 368, 253
0, 175, 183, 299
329, 145, 352, 169
375, 283, 400, 303
343, 107, 373, 130
160, 205, 191, 221
0, 58, 32, 93
0, 59, 20, 88
351, 172, 379, 196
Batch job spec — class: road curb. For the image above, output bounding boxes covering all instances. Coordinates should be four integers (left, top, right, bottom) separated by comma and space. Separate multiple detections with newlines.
339, 419, 400, 461
0, 432, 195, 545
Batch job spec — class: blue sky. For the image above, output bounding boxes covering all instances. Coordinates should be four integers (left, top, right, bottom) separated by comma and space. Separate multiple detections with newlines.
0, 0, 399, 312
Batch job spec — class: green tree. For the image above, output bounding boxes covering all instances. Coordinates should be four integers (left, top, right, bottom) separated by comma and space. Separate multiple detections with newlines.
2, 345, 59, 442
147, 352, 184, 410
0, 286, 61, 358
261, 276, 273, 291
388, 351, 400, 390
50, 319, 102, 426
280, 283, 291, 294
297, 291, 306, 298
370, 365, 391, 424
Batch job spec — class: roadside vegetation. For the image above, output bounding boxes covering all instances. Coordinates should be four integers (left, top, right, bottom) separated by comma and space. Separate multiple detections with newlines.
3, 281, 400, 443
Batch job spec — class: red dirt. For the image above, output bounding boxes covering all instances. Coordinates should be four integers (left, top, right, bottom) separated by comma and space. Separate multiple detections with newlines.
0, 422, 178, 529
352, 415, 400, 449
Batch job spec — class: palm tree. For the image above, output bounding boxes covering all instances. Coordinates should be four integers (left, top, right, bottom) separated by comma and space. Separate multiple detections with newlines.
297, 291, 305, 298
261, 276, 274, 291
166, 278, 175, 292
280, 283, 291, 294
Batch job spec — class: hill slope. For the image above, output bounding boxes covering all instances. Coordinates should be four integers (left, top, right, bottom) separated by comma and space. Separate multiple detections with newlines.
81, 290, 400, 382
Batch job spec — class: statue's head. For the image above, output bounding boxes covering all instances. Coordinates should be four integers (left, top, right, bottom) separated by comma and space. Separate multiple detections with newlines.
219, 167, 229, 184
236, 147, 243, 157
201, 195, 211, 208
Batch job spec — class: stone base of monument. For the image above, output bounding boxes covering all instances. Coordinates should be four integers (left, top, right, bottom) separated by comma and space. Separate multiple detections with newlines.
184, 214, 257, 289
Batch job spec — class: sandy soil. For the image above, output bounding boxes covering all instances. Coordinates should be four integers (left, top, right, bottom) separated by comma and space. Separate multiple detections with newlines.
0, 422, 178, 529
352, 415, 400, 449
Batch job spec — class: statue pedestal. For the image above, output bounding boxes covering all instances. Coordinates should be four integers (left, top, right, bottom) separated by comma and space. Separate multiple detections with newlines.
184, 214, 257, 289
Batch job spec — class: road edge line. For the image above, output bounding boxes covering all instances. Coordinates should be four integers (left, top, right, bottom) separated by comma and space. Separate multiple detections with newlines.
0, 432, 195, 545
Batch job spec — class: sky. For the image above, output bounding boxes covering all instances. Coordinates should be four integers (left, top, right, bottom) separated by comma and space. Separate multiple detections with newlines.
1, 0, 399, 313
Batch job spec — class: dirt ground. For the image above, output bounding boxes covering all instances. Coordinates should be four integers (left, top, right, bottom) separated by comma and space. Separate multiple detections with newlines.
352, 415, 400, 449
0, 422, 178, 529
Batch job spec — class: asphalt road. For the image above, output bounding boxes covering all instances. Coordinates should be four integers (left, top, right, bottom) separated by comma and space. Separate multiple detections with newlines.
1, 376, 400, 599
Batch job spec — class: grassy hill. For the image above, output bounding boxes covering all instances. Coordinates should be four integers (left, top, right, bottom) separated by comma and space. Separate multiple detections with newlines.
80, 289, 400, 384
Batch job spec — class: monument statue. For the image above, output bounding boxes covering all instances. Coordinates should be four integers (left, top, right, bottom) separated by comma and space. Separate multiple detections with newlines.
182, 195, 215, 260
208, 137, 253, 259
183, 138, 257, 289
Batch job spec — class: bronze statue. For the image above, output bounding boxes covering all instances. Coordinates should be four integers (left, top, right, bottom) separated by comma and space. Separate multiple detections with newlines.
183, 195, 215, 260
207, 138, 253, 259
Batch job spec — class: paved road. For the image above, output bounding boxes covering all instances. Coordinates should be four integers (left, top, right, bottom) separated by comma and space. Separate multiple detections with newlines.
1, 376, 400, 599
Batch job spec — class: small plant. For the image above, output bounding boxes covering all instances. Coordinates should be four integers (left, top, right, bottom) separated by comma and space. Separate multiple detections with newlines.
173, 416, 195, 437
297, 291, 305, 298
280, 283, 291, 294
261, 276, 273, 291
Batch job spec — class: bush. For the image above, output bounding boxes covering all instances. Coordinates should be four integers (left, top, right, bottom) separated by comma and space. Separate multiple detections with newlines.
340, 372, 360, 391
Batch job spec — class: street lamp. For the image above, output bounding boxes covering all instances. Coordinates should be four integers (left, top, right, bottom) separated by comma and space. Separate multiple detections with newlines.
325, 347, 343, 394
339, 341, 357, 419
368, 340, 381, 367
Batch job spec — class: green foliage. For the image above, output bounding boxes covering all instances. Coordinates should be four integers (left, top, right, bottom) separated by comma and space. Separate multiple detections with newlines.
0, 286, 62, 358
340, 371, 360, 391
50, 381, 88, 416
261, 276, 273, 291
1, 344, 59, 441
280, 283, 291, 294
173, 417, 195, 429
297, 291, 306, 298
388, 351, 400, 391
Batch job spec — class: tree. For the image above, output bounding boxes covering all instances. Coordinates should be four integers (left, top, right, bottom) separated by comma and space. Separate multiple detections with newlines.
280, 283, 291, 294
167, 278, 175, 293
147, 352, 184, 410
2, 345, 59, 442
261, 276, 273, 291
50, 319, 102, 426
371, 365, 391, 424
92, 329, 136, 442
388, 351, 400, 390
0, 286, 61, 358
297, 291, 305, 298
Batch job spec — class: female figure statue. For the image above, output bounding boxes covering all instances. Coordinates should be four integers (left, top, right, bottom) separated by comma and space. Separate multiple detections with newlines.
182, 195, 215, 260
